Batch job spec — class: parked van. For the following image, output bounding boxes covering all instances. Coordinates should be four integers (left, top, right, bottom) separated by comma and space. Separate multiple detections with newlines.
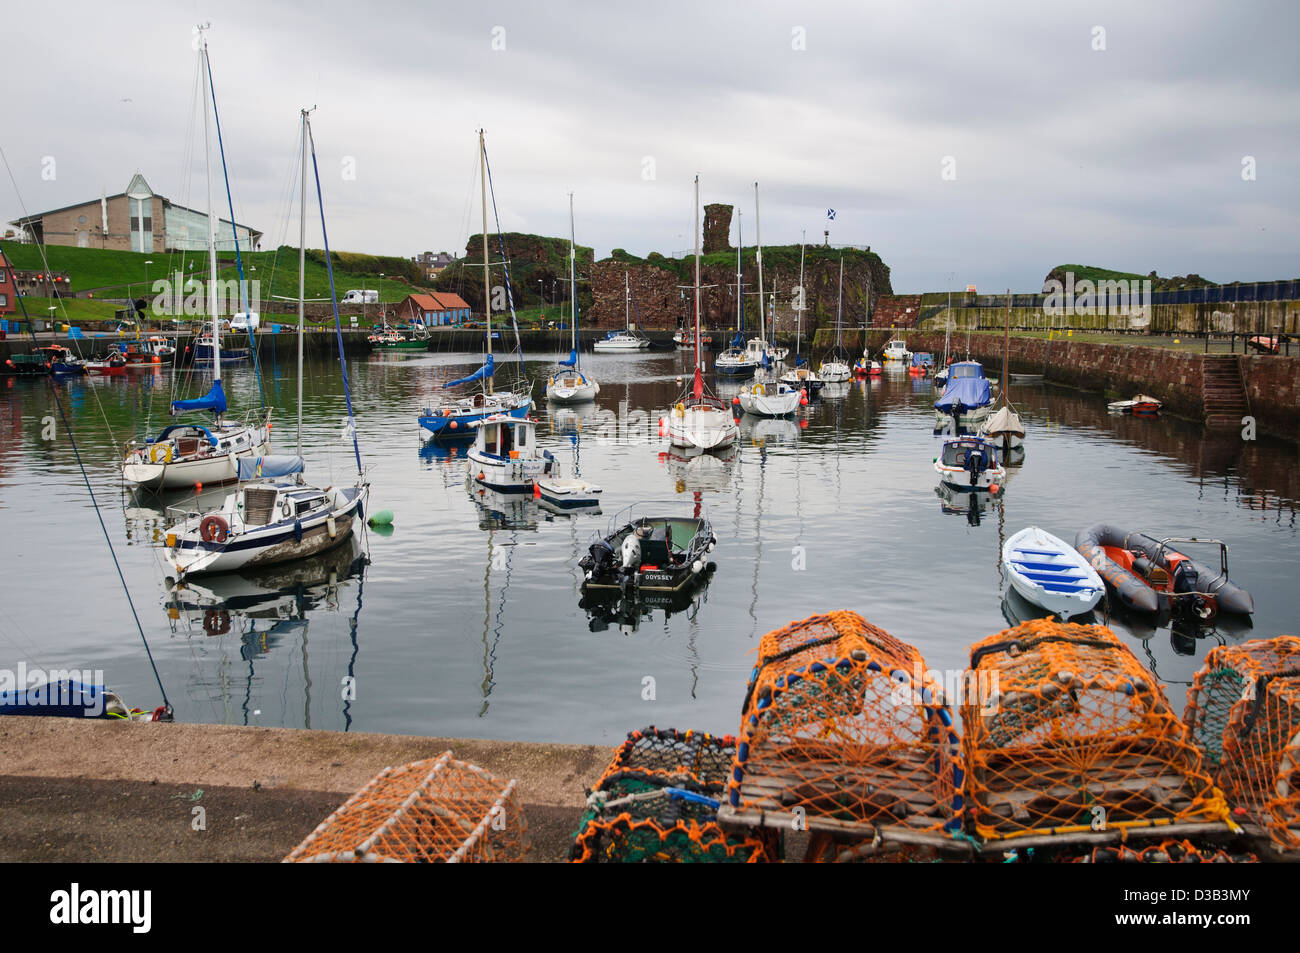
341, 289, 378, 304
230, 311, 260, 332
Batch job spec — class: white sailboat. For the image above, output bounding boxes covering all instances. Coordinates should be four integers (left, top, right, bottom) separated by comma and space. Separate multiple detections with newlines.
545, 193, 599, 404
122, 35, 269, 491
715, 210, 761, 377
418, 131, 532, 438
747, 183, 787, 366
979, 289, 1026, 451
593, 272, 652, 351
818, 256, 851, 383
664, 176, 739, 452
165, 107, 368, 579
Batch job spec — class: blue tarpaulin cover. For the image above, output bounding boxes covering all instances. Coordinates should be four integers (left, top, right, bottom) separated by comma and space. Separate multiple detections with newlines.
0, 680, 109, 718
445, 354, 495, 389
934, 363, 991, 411
237, 455, 305, 481
170, 379, 227, 417
558, 348, 577, 368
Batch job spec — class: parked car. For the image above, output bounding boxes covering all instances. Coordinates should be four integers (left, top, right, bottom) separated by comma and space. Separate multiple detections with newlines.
230, 312, 260, 332
341, 289, 379, 305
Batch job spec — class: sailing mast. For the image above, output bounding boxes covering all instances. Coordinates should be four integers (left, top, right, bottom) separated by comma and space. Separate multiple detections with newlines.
735, 211, 742, 339
693, 175, 701, 386
480, 130, 492, 396
569, 192, 577, 368
755, 183, 764, 353
944, 275, 952, 369
297, 108, 308, 455
200, 34, 221, 403
1003, 288, 1011, 404
836, 254, 844, 354
796, 232, 805, 364
624, 270, 630, 331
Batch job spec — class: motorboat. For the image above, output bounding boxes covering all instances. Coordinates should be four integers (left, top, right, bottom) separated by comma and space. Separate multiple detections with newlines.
467, 414, 557, 494
933, 434, 1006, 491
736, 378, 803, 417
578, 503, 717, 594
882, 338, 911, 363
1108, 394, 1162, 415
933, 361, 993, 430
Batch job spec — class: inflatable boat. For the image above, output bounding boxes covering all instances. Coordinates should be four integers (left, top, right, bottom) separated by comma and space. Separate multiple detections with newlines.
1074, 524, 1253, 620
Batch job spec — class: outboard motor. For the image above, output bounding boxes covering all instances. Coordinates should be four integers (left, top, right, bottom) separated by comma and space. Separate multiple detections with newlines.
964, 446, 987, 486
542, 449, 555, 475
579, 540, 615, 579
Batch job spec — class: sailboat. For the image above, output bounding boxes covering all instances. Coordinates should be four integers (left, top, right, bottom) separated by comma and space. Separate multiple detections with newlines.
418, 131, 533, 439
781, 237, 824, 394
817, 256, 851, 383
663, 176, 740, 452
979, 290, 1026, 453
122, 35, 270, 491
165, 108, 368, 578
545, 193, 599, 403
853, 269, 881, 377
935, 281, 954, 385
747, 184, 787, 365
593, 272, 651, 351
715, 209, 760, 378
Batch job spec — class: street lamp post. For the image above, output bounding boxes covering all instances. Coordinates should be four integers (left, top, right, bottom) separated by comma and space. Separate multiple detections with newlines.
379, 274, 385, 325
144, 260, 153, 329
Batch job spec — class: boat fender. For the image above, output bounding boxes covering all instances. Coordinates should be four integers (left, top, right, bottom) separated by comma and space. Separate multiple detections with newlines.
293, 519, 303, 543
675, 402, 685, 415
199, 515, 229, 543
692, 559, 703, 573
327, 516, 337, 539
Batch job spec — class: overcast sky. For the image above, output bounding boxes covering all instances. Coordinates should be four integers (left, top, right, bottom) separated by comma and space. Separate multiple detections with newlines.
5, 0, 1297, 292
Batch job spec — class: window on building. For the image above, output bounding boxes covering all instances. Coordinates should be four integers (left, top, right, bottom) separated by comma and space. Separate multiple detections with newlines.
78, 215, 87, 224
0, 294, 8, 307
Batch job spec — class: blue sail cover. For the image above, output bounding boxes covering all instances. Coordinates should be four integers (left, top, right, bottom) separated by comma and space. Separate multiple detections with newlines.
445, 354, 495, 389
730, 332, 744, 348
558, 348, 577, 368
170, 379, 228, 417
237, 455, 305, 481
934, 372, 991, 411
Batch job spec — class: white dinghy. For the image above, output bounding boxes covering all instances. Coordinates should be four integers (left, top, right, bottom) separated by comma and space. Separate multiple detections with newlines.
1002, 526, 1104, 621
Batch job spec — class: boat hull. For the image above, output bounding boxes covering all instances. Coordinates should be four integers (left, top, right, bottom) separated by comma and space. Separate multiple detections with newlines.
124, 431, 271, 491
419, 399, 531, 439
737, 391, 801, 417
664, 405, 739, 451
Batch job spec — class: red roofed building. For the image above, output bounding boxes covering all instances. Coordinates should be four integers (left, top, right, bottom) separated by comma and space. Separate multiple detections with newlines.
0, 249, 15, 319
396, 291, 472, 326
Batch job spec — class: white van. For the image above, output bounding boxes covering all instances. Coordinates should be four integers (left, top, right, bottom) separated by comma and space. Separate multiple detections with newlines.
341, 289, 378, 304
230, 312, 260, 332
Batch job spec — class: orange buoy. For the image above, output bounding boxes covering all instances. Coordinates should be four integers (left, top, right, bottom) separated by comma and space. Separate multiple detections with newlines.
450, 420, 458, 429
990, 483, 1001, 495
533, 482, 541, 499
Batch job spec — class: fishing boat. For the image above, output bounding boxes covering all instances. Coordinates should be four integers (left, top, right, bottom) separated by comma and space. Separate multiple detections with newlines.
882, 339, 911, 363
578, 502, 717, 594
933, 361, 993, 431
663, 176, 740, 452
85, 352, 128, 376
934, 434, 1006, 491
853, 353, 881, 377
32, 346, 85, 377
545, 195, 600, 404
1002, 526, 1104, 621
467, 415, 557, 494
165, 106, 368, 579
737, 378, 802, 417
1074, 524, 1254, 621
593, 273, 651, 351
1108, 394, 1162, 415
122, 39, 271, 491
114, 340, 165, 367
674, 328, 712, 349
716, 210, 760, 378
368, 324, 428, 351
418, 132, 533, 439
818, 256, 851, 383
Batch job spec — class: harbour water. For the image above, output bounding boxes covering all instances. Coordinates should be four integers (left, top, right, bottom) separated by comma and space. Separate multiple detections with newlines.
2, 348, 1297, 746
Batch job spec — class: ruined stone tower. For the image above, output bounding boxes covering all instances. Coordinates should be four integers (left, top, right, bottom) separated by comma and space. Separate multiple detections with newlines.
703, 204, 733, 254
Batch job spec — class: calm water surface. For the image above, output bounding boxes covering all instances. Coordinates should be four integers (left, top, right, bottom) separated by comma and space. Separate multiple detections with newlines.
2, 347, 1298, 745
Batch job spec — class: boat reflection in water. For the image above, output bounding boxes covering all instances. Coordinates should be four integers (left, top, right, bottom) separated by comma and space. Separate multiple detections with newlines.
739, 415, 800, 447
660, 444, 738, 496
1001, 585, 1098, 628
468, 487, 540, 531
162, 537, 369, 728
935, 481, 1000, 526
580, 572, 715, 634
124, 484, 233, 546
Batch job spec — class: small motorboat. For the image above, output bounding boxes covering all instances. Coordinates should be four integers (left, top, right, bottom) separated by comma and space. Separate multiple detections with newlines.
882, 338, 911, 363
535, 477, 602, 512
85, 353, 128, 376
853, 353, 881, 377
578, 503, 716, 594
1002, 526, 1104, 621
33, 346, 85, 377
467, 414, 557, 494
1074, 524, 1254, 620
1108, 394, 1162, 415
780, 364, 825, 394
909, 352, 934, 376
934, 435, 1006, 491
593, 329, 651, 351
934, 361, 993, 430
736, 379, 802, 417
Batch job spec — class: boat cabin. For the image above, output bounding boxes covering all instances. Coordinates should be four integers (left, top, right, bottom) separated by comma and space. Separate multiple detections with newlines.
749, 380, 787, 397
938, 436, 999, 468
946, 361, 986, 380
472, 415, 537, 460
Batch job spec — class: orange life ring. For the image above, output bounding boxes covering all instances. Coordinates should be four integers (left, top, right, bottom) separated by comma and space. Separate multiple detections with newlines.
203, 609, 231, 636
200, 515, 230, 543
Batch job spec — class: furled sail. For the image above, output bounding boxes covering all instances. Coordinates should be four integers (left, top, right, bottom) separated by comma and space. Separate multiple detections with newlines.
170, 379, 227, 417
444, 354, 495, 389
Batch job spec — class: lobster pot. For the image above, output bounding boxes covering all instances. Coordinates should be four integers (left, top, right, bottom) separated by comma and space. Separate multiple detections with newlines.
721, 611, 964, 856
962, 620, 1229, 849
1067, 839, 1256, 864
572, 727, 775, 863
284, 752, 529, 863
1185, 637, 1300, 854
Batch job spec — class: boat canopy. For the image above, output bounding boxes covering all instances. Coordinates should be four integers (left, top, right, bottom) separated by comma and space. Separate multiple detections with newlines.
947, 361, 985, 379
445, 354, 494, 389
558, 348, 577, 368
149, 425, 218, 447
237, 455, 305, 480
984, 405, 1025, 437
912, 352, 934, 366
935, 372, 991, 411
170, 379, 227, 417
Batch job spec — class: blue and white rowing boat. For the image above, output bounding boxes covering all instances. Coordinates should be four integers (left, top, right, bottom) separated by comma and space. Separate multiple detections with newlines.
1002, 526, 1104, 621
